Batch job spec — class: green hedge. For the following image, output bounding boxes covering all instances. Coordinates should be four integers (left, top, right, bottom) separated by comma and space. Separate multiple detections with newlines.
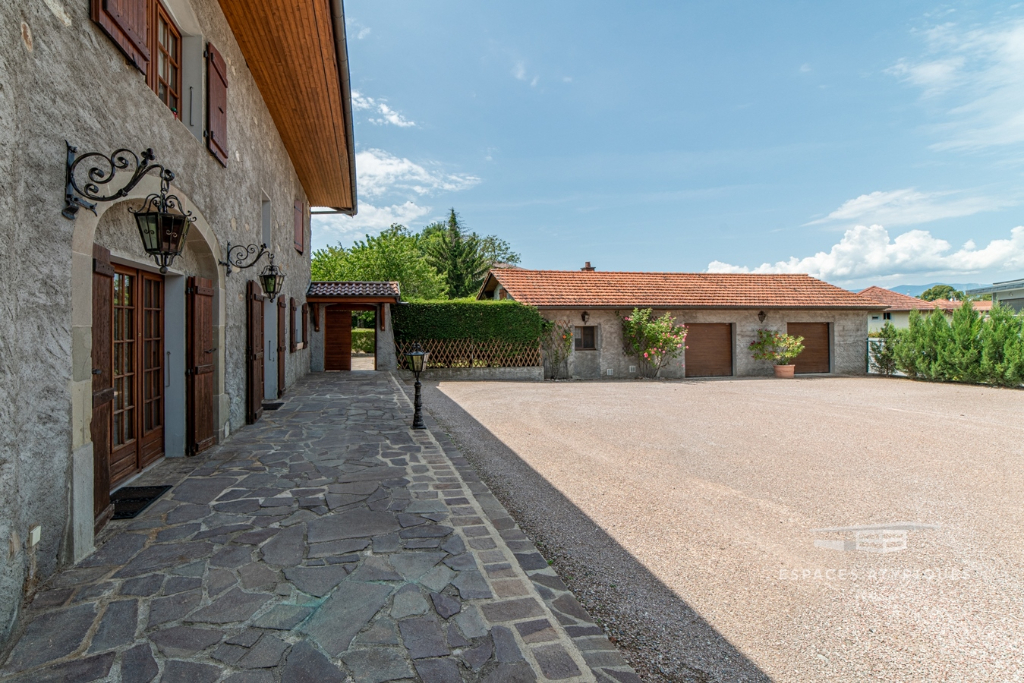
352, 328, 375, 354
393, 300, 545, 344
871, 304, 1024, 386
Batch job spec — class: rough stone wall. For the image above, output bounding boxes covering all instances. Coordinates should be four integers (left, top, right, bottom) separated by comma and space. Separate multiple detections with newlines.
540, 308, 869, 379
0, 0, 312, 648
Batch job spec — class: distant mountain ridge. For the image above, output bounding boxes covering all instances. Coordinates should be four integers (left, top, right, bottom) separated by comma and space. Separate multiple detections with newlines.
887, 283, 985, 297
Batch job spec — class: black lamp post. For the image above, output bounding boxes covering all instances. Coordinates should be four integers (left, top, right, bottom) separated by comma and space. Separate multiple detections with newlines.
404, 343, 429, 430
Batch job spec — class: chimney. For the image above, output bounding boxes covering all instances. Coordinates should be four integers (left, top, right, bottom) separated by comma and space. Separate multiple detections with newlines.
581, 262, 596, 271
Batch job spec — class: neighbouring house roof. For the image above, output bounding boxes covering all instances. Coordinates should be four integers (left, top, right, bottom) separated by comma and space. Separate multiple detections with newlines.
219, 0, 356, 212
478, 269, 886, 309
307, 281, 400, 302
929, 298, 994, 312
857, 286, 958, 312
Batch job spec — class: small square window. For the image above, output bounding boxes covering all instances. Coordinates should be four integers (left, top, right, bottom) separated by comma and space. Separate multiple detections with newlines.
574, 326, 596, 350
883, 312, 892, 320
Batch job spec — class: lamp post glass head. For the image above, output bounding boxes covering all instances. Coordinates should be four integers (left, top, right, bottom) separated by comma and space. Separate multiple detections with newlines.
406, 343, 428, 375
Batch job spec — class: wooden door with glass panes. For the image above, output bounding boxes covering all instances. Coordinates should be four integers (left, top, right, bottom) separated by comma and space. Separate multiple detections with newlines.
110, 266, 165, 486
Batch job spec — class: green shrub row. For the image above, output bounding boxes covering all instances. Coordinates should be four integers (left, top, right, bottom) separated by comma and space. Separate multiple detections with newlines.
392, 300, 545, 344
871, 304, 1024, 387
352, 328, 375, 354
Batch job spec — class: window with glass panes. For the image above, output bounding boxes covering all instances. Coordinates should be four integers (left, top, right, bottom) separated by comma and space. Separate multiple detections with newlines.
153, 2, 181, 116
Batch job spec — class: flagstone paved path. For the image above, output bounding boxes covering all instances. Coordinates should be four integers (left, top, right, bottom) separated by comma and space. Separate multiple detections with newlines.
0, 372, 638, 683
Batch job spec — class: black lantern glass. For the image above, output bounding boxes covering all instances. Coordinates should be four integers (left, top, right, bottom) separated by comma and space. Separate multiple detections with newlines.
406, 343, 428, 375
129, 179, 194, 273
259, 256, 286, 301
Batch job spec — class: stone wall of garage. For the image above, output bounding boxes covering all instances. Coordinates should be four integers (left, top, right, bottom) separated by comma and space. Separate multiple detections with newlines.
0, 0, 313, 648
540, 308, 870, 379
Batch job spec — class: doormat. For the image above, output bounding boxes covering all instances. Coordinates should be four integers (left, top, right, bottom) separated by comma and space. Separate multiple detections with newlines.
111, 485, 173, 520
263, 402, 285, 411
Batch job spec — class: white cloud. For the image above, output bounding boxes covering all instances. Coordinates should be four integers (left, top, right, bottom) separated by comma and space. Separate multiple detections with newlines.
890, 20, 1024, 150
800, 63, 812, 73
806, 188, 1008, 227
512, 60, 539, 86
372, 103, 415, 128
707, 225, 1024, 282
312, 201, 431, 248
350, 90, 415, 127
356, 149, 480, 198
347, 17, 371, 40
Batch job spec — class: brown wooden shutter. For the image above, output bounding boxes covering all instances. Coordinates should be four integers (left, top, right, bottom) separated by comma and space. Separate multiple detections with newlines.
206, 42, 229, 166
92, 0, 150, 74
277, 297, 286, 397
246, 281, 265, 423
289, 298, 298, 352
91, 245, 115, 529
301, 304, 309, 346
187, 277, 216, 453
293, 201, 304, 253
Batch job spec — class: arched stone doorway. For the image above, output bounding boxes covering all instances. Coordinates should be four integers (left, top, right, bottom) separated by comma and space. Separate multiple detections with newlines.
69, 176, 226, 558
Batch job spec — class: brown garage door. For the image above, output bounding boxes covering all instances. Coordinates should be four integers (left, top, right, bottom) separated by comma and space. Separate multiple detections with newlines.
787, 322, 829, 374
325, 307, 352, 371
685, 323, 733, 377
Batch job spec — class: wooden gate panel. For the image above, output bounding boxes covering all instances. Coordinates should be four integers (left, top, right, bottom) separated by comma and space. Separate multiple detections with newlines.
325, 307, 352, 371
684, 323, 733, 377
246, 281, 265, 423
91, 245, 115, 528
788, 322, 830, 374
187, 277, 216, 453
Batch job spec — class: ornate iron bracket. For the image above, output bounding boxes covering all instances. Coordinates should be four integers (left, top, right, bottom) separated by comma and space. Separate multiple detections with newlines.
62, 141, 175, 220
219, 243, 269, 275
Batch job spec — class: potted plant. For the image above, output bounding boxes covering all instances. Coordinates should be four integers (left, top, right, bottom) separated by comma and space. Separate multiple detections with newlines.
749, 329, 805, 378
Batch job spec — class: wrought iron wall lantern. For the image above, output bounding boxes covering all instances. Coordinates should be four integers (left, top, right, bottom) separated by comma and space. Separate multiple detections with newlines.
62, 142, 195, 273
758, 311, 767, 323
219, 243, 286, 301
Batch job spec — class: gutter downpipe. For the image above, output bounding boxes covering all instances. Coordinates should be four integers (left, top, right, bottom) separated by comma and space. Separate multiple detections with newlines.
319, 0, 358, 217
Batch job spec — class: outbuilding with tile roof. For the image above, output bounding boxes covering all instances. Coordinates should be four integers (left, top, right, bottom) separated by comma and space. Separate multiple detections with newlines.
479, 266, 885, 379
857, 286, 968, 332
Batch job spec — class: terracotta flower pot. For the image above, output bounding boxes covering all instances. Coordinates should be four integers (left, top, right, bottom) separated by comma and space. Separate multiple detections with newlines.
774, 364, 795, 378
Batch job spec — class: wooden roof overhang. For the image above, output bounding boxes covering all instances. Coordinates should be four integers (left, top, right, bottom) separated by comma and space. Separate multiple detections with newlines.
218, 0, 357, 212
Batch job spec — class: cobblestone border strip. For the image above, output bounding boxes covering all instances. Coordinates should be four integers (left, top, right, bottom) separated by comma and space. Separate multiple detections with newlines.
391, 375, 641, 683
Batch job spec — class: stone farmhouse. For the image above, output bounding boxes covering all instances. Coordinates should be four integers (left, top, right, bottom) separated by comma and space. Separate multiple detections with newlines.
0, 0, 356, 645
478, 265, 886, 378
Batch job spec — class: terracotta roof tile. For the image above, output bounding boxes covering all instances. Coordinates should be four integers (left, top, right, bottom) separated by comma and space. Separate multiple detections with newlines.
858, 287, 959, 312
484, 270, 885, 309
307, 281, 401, 298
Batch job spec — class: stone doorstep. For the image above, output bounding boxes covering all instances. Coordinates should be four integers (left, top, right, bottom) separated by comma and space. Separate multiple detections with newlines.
391, 374, 639, 682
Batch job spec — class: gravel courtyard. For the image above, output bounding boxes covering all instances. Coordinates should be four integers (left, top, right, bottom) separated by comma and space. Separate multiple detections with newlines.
420, 376, 1024, 682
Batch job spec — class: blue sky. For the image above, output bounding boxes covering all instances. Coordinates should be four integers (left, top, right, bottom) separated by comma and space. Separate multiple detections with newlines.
312, 1, 1024, 289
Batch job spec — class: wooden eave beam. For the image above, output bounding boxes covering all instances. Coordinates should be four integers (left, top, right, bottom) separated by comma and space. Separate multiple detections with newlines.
217, 0, 356, 210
